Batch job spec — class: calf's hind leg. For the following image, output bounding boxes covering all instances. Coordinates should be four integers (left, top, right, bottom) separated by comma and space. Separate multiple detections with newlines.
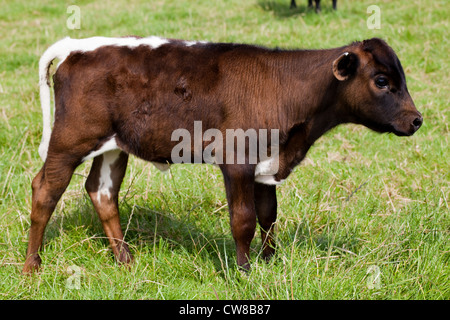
85, 150, 132, 264
23, 155, 79, 273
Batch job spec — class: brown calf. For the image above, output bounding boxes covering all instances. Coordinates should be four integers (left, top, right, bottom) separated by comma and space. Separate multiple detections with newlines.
23, 36, 422, 273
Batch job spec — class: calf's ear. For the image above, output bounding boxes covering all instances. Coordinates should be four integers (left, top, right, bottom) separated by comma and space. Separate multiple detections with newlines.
332, 52, 359, 81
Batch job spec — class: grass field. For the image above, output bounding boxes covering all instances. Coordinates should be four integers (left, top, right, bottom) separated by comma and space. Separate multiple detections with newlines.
0, 0, 448, 299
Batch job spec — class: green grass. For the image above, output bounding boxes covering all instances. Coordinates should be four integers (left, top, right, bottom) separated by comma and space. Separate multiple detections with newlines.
0, 0, 448, 299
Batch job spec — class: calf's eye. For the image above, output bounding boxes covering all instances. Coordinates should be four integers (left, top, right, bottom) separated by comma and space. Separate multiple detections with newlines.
375, 77, 389, 89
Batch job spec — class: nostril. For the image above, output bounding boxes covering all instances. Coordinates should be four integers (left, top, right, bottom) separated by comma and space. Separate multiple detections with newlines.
413, 117, 423, 129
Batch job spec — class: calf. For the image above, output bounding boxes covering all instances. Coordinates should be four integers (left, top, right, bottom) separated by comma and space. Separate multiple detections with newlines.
23, 36, 422, 273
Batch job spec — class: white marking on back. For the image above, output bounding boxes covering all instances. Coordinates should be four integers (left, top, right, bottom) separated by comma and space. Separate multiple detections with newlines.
52, 36, 170, 68
82, 135, 119, 162
97, 149, 121, 203
184, 41, 197, 46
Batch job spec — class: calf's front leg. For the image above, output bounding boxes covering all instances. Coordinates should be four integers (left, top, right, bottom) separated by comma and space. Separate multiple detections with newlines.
220, 164, 257, 271
254, 183, 277, 261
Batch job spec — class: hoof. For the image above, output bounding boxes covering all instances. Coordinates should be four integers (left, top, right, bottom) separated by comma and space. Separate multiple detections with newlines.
117, 245, 133, 265
22, 254, 42, 274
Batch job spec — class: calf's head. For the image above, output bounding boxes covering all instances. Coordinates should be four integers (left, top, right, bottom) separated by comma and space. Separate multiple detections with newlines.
333, 38, 422, 136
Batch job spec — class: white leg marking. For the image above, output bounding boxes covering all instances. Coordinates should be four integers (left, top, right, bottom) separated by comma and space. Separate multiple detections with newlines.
97, 150, 121, 203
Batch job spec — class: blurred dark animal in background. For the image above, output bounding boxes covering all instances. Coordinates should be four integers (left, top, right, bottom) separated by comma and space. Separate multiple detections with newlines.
290, 0, 337, 12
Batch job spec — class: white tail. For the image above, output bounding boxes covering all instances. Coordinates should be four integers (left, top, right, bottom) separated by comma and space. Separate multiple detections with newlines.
38, 56, 52, 162
37, 37, 74, 162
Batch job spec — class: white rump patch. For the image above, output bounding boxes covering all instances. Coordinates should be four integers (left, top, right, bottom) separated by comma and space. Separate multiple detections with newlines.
37, 36, 171, 163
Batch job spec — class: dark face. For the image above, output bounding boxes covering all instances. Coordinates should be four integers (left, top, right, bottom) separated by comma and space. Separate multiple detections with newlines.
333, 38, 423, 136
